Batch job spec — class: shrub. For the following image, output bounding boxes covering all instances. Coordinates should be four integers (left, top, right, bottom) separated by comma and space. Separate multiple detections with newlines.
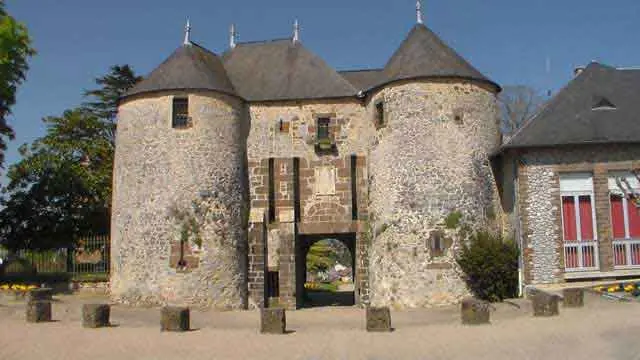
456, 231, 518, 302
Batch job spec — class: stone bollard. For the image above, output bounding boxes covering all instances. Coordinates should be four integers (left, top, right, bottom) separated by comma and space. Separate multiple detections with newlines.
82, 304, 111, 328
26, 300, 52, 323
531, 292, 560, 317
366, 307, 392, 332
460, 297, 491, 325
26, 288, 52, 302
160, 306, 190, 332
562, 288, 584, 308
260, 307, 286, 334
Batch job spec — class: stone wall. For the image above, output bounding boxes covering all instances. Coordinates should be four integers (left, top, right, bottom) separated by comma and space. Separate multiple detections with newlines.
516, 145, 640, 284
367, 79, 501, 308
111, 91, 249, 309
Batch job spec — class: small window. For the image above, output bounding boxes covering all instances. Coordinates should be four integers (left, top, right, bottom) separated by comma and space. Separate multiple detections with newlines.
592, 96, 616, 111
317, 118, 330, 140
453, 109, 464, 124
375, 102, 385, 128
172, 97, 191, 128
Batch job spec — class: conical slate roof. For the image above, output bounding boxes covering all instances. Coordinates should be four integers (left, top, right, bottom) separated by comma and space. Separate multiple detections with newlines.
124, 42, 237, 98
381, 24, 498, 90
222, 39, 358, 101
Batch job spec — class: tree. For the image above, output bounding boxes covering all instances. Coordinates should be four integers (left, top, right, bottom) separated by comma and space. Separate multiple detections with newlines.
0, 66, 140, 250
499, 85, 544, 135
82, 64, 142, 143
0, 2, 36, 167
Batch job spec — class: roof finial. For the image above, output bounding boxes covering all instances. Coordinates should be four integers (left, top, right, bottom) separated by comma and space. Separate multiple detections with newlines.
416, 1, 424, 24
183, 18, 191, 45
230, 24, 237, 49
293, 19, 300, 43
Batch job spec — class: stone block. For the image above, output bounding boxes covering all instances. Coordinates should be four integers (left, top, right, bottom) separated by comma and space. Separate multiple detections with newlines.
260, 307, 286, 334
460, 297, 491, 325
26, 300, 52, 323
531, 292, 560, 317
562, 288, 584, 308
27, 288, 52, 302
82, 304, 111, 328
160, 306, 190, 332
366, 307, 391, 332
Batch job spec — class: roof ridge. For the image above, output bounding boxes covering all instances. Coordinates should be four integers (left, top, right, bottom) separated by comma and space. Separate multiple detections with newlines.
338, 68, 384, 73
235, 38, 292, 46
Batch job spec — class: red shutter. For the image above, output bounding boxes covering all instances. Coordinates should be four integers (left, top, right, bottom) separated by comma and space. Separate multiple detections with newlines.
627, 200, 640, 238
579, 196, 594, 241
610, 195, 626, 239
562, 196, 577, 241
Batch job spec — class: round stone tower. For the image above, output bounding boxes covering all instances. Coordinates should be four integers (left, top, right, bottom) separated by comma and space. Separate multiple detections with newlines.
367, 24, 501, 308
110, 41, 249, 308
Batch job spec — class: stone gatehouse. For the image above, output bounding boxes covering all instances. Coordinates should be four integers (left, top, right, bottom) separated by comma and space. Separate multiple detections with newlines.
110, 8, 502, 309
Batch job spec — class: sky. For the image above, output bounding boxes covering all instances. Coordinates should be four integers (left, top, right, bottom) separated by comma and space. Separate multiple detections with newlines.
4, 0, 640, 176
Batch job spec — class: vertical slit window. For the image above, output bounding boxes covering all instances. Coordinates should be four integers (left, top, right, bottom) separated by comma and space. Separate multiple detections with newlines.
351, 155, 358, 220
375, 102, 385, 128
172, 97, 190, 128
268, 158, 275, 223
293, 157, 300, 222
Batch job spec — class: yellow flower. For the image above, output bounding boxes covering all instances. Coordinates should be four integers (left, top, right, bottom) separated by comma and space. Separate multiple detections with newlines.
607, 286, 619, 293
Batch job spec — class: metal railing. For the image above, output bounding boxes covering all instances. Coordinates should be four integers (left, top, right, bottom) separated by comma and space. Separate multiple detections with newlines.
1, 234, 110, 276
564, 241, 599, 271
613, 239, 640, 268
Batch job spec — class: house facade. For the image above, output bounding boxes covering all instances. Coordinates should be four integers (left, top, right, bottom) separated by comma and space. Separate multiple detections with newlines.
497, 63, 640, 288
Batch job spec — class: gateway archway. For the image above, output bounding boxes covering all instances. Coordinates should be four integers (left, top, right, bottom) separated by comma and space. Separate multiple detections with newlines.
296, 233, 355, 308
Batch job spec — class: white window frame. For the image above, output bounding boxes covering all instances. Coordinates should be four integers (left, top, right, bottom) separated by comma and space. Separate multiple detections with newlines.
608, 172, 640, 268
559, 173, 599, 271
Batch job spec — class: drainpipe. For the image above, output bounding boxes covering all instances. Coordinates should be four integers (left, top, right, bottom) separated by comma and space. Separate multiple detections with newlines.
514, 154, 525, 297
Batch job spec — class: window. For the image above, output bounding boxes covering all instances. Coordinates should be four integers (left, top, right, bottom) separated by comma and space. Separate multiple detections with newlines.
172, 97, 191, 128
559, 173, 598, 270
375, 102, 385, 128
608, 172, 640, 267
592, 96, 616, 111
317, 118, 330, 140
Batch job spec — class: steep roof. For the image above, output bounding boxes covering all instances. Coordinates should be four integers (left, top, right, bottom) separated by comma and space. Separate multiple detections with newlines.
124, 42, 237, 98
339, 69, 384, 91
222, 39, 358, 101
381, 24, 498, 90
504, 62, 640, 149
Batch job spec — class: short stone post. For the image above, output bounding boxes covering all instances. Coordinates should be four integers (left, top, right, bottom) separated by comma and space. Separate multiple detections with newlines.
82, 304, 111, 328
562, 288, 584, 308
26, 301, 52, 323
160, 306, 190, 332
460, 297, 491, 325
26, 288, 52, 302
25, 288, 53, 323
260, 307, 286, 334
366, 306, 392, 332
531, 292, 560, 317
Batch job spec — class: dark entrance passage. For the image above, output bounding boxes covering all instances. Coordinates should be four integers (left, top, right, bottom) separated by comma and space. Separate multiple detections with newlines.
296, 233, 355, 308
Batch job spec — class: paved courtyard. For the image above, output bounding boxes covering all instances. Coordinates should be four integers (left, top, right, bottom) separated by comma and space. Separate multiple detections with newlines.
0, 291, 639, 360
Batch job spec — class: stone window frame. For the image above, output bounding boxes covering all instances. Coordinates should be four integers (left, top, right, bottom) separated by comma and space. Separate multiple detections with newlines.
170, 95, 193, 129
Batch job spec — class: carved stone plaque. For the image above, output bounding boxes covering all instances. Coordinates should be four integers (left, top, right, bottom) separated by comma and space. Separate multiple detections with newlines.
314, 166, 336, 195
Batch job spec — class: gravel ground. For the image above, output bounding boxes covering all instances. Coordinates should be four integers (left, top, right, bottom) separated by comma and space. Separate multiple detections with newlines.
1, 291, 639, 360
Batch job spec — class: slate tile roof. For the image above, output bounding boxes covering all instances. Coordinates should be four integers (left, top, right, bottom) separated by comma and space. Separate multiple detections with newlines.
504, 62, 640, 149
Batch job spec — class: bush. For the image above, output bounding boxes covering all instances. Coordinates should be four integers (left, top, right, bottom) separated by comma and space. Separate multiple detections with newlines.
456, 231, 518, 302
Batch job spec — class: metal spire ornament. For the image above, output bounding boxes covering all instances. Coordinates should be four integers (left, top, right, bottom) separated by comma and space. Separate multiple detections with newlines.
416, 1, 424, 24
293, 19, 300, 43
230, 23, 237, 49
183, 19, 192, 45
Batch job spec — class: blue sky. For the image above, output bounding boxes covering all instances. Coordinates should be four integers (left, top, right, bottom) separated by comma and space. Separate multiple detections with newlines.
5, 0, 640, 174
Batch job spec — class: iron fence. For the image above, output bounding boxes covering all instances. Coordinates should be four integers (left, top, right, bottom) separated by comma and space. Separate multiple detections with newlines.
0, 234, 110, 276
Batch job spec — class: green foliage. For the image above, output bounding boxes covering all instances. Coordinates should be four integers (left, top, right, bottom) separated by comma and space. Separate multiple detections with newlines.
0, 2, 36, 167
169, 204, 203, 249
456, 231, 518, 302
306, 240, 335, 273
444, 211, 463, 229
0, 65, 140, 250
